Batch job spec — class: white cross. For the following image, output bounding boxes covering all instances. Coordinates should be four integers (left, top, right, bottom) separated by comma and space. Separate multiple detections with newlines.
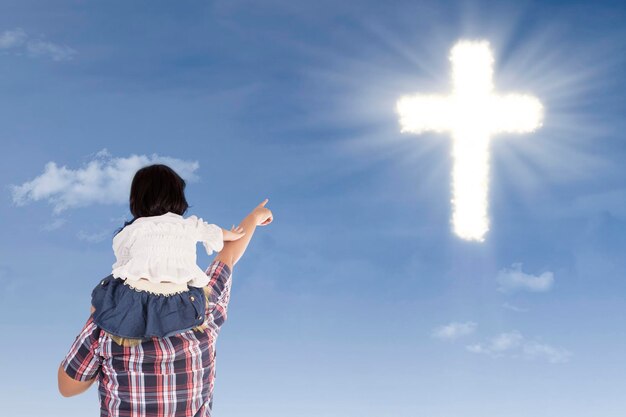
396, 40, 543, 241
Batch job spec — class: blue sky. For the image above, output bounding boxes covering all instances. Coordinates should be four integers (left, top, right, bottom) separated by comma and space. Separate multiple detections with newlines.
1, 0, 626, 415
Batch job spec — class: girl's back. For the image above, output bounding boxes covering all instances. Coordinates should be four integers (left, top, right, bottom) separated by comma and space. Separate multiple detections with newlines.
90, 164, 243, 345
111, 211, 225, 287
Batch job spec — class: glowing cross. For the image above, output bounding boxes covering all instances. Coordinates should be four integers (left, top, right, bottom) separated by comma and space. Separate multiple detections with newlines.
396, 40, 543, 241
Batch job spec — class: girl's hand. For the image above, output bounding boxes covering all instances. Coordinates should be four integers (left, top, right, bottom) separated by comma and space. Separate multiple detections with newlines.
252, 198, 273, 226
222, 226, 246, 241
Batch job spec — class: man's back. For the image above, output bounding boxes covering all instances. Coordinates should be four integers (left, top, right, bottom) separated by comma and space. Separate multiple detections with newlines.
61, 260, 232, 417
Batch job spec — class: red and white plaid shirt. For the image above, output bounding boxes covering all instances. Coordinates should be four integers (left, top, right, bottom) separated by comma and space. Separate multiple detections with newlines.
61, 260, 233, 417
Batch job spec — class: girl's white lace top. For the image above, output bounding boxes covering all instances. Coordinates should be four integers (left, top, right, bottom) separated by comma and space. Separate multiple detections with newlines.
111, 212, 224, 287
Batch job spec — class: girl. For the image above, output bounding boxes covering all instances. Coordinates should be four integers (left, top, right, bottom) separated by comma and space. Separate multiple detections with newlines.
90, 163, 252, 346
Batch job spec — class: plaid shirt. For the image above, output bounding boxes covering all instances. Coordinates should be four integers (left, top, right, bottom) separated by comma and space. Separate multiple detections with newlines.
61, 260, 233, 417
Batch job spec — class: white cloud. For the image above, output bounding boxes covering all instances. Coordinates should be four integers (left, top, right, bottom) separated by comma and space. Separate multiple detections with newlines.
432, 321, 477, 341
497, 263, 554, 293
0, 27, 76, 61
10, 148, 200, 214
466, 330, 572, 364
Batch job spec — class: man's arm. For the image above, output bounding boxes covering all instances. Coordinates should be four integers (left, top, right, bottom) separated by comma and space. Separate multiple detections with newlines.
57, 364, 97, 397
58, 316, 102, 398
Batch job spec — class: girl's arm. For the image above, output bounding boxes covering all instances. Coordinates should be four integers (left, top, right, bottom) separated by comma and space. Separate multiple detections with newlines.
214, 199, 273, 271
222, 226, 246, 241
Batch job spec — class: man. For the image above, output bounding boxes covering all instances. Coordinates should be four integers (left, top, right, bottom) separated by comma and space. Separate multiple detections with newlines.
58, 200, 272, 416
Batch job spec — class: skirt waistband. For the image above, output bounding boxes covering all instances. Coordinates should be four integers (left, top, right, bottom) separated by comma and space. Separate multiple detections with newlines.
124, 278, 189, 296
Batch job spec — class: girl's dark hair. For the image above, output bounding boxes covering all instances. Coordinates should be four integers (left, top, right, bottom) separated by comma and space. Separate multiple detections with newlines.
114, 164, 190, 237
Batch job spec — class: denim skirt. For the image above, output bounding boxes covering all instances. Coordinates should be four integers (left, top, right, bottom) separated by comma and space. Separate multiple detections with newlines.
91, 274, 207, 339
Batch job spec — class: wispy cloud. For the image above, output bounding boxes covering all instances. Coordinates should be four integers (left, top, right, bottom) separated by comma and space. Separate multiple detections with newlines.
522, 341, 573, 364
432, 321, 477, 341
466, 331, 572, 364
466, 331, 524, 355
0, 27, 76, 61
77, 229, 111, 243
502, 302, 529, 313
0, 265, 20, 300
41, 217, 67, 231
496, 263, 554, 294
0, 28, 27, 49
9, 148, 200, 214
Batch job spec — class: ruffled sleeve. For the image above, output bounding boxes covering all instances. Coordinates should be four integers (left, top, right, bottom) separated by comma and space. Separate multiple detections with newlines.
192, 216, 224, 255
111, 226, 135, 268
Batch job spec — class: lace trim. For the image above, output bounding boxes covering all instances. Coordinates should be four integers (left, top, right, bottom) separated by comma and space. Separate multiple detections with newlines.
123, 279, 189, 296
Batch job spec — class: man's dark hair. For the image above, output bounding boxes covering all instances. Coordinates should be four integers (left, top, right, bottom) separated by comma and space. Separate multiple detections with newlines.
114, 164, 190, 237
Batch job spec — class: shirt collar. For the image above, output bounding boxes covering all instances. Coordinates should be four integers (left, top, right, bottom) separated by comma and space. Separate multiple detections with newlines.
134, 212, 183, 223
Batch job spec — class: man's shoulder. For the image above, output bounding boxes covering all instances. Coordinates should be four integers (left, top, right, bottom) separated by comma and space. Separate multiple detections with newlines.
102, 328, 213, 355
